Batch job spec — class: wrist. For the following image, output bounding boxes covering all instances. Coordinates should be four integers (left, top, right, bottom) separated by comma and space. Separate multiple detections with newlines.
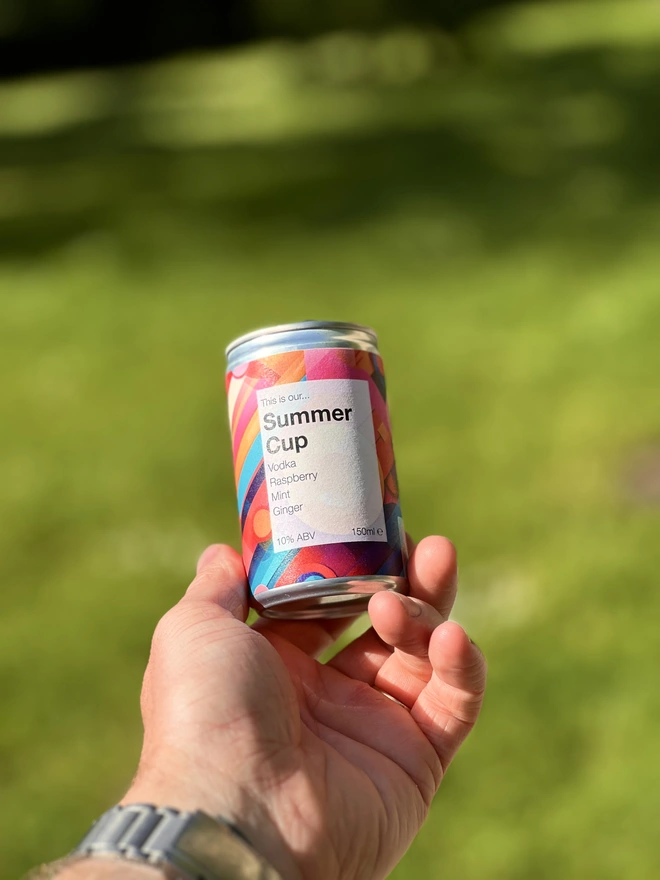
122, 771, 302, 880
51, 802, 292, 880
54, 859, 160, 880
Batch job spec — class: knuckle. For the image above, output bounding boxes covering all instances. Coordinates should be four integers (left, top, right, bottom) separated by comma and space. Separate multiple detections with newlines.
443, 683, 485, 725
186, 565, 247, 619
187, 566, 218, 595
464, 652, 488, 693
151, 605, 185, 651
139, 666, 152, 718
466, 651, 487, 683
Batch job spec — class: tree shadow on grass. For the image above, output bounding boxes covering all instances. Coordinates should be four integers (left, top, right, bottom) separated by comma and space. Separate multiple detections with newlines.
1, 48, 660, 262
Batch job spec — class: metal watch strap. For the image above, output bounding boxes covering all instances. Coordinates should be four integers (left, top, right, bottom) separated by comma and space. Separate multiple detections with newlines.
72, 804, 284, 880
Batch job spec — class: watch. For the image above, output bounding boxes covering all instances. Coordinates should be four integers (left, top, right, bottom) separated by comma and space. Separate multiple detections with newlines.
70, 804, 284, 880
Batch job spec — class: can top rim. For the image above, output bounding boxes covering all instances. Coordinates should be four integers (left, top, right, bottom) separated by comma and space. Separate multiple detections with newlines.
225, 321, 378, 358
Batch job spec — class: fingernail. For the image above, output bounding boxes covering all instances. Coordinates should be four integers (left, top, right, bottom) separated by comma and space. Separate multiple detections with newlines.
397, 593, 423, 618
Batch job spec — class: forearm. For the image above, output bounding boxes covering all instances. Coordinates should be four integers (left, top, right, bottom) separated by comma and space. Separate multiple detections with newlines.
32, 860, 159, 880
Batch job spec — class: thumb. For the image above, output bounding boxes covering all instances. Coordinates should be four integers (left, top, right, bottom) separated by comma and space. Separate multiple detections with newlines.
183, 543, 249, 621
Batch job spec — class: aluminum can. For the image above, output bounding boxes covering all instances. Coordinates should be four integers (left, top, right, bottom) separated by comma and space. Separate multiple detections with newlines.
225, 321, 407, 618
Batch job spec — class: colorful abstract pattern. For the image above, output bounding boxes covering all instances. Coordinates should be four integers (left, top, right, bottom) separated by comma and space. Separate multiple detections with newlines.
226, 347, 406, 596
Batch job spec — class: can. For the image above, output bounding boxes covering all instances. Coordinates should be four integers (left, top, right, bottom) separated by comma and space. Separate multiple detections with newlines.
225, 321, 407, 619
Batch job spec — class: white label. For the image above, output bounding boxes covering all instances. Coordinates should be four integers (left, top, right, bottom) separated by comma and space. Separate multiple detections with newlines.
257, 379, 387, 552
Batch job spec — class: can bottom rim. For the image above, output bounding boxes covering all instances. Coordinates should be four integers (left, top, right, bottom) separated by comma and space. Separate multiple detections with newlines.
254, 575, 407, 619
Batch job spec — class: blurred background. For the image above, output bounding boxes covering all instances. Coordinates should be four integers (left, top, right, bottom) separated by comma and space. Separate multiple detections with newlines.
2, 0, 660, 877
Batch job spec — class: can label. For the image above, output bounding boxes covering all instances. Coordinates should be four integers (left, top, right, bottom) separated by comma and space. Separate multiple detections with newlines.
227, 347, 405, 597
257, 378, 387, 551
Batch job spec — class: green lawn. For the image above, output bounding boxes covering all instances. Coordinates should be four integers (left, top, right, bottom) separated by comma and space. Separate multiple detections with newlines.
2, 3, 660, 878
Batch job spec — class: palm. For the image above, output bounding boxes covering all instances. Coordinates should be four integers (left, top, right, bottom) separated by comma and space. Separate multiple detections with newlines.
131, 538, 485, 880
266, 640, 439, 880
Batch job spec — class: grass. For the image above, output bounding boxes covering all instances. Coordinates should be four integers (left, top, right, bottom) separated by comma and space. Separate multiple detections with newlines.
2, 2, 660, 877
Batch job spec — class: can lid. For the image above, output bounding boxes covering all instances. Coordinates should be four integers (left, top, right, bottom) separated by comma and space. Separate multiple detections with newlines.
225, 320, 378, 359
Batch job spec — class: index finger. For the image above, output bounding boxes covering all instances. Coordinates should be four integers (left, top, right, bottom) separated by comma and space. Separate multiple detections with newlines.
406, 534, 457, 619
328, 535, 458, 680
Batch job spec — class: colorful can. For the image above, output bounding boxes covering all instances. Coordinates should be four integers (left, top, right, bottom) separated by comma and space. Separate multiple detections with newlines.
225, 321, 407, 619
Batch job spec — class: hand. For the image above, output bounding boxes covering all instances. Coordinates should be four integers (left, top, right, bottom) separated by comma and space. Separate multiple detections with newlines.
123, 537, 487, 880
